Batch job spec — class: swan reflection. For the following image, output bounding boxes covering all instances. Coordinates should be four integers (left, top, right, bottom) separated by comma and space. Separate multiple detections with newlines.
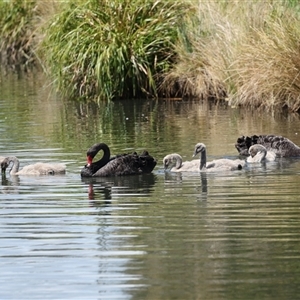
82, 173, 157, 202
1, 173, 20, 194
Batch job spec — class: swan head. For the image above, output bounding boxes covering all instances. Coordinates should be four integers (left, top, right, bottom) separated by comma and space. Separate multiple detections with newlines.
249, 144, 267, 158
86, 143, 110, 166
193, 143, 206, 157
163, 153, 182, 170
1, 158, 10, 175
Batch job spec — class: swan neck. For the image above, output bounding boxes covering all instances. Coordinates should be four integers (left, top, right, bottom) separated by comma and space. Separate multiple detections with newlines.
8, 157, 19, 175
259, 150, 267, 162
100, 143, 111, 161
93, 143, 111, 166
199, 150, 206, 170
175, 155, 182, 169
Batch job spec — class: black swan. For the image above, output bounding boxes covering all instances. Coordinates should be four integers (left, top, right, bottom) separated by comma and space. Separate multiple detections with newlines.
1, 156, 66, 175
235, 134, 300, 157
163, 153, 199, 172
247, 144, 276, 163
80, 143, 157, 177
193, 143, 245, 171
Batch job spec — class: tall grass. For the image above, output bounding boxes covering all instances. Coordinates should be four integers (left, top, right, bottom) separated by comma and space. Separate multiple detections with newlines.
41, 0, 190, 101
0, 0, 59, 69
162, 0, 300, 111
0, 0, 36, 67
2, 0, 300, 111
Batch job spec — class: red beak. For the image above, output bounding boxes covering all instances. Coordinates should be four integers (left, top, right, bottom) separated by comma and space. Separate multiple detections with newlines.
87, 155, 93, 166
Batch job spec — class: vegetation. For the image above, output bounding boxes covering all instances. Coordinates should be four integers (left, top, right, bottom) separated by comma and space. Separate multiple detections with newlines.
41, 0, 189, 101
0, 0, 58, 70
1, 0, 300, 111
0, 0, 37, 68
163, 0, 300, 111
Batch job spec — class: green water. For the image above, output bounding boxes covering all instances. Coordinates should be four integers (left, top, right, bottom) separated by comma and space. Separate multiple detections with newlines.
1, 70, 300, 299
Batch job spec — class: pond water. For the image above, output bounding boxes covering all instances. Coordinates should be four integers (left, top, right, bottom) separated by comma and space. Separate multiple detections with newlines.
1, 70, 300, 299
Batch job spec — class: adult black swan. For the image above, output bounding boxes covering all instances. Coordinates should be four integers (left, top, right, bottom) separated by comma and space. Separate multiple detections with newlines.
235, 134, 300, 157
80, 143, 157, 177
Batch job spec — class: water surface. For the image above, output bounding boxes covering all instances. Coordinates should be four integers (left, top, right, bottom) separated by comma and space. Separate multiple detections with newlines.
1, 71, 300, 299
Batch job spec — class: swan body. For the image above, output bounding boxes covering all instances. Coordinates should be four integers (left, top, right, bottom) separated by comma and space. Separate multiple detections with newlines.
193, 143, 245, 172
1, 156, 66, 175
80, 143, 157, 177
247, 144, 276, 163
235, 134, 300, 157
163, 153, 199, 172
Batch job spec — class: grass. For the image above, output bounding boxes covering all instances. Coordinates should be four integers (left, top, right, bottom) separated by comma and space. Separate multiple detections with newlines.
40, 0, 190, 101
162, 0, 300, 111
1, 0, 300, 111
0, 0, 59, 69
0, 0, 37, 68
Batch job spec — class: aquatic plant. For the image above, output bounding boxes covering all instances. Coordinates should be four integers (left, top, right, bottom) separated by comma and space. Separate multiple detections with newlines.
41, 0, 189, 101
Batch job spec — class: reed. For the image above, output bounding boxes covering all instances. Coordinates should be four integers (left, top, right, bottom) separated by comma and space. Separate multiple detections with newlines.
41, 0, 190, 101
0, 0, 59, 69
162, 0, 300, 111
0, 0, 36, 67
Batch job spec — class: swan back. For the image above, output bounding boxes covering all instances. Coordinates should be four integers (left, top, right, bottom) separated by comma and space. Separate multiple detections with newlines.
18, 162, 66, 175
92, 151, 156, 177
206, 158, 245, 171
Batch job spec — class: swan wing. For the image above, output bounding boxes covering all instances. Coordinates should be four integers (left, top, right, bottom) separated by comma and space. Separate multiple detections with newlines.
266, 151, 276, 162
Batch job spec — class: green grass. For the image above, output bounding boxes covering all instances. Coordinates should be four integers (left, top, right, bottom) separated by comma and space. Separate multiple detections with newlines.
41, 0, 190, 101
0, 0, 37, 67
2, 0, 300, 111
0, 0, 59, 69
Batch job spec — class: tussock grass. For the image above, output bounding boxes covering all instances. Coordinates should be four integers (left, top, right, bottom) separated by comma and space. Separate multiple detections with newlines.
0, 0, 37, 67
41, 0, 190, 101
162, 0, 300, 111
2, 0, 300, 111
0, 0, 59, 69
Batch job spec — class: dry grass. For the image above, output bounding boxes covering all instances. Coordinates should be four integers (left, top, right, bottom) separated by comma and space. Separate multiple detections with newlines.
161, 0, 300, 111
2, 0, 300, 110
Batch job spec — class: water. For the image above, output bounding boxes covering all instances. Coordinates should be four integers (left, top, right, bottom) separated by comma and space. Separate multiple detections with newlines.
1, 70, 300, 299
